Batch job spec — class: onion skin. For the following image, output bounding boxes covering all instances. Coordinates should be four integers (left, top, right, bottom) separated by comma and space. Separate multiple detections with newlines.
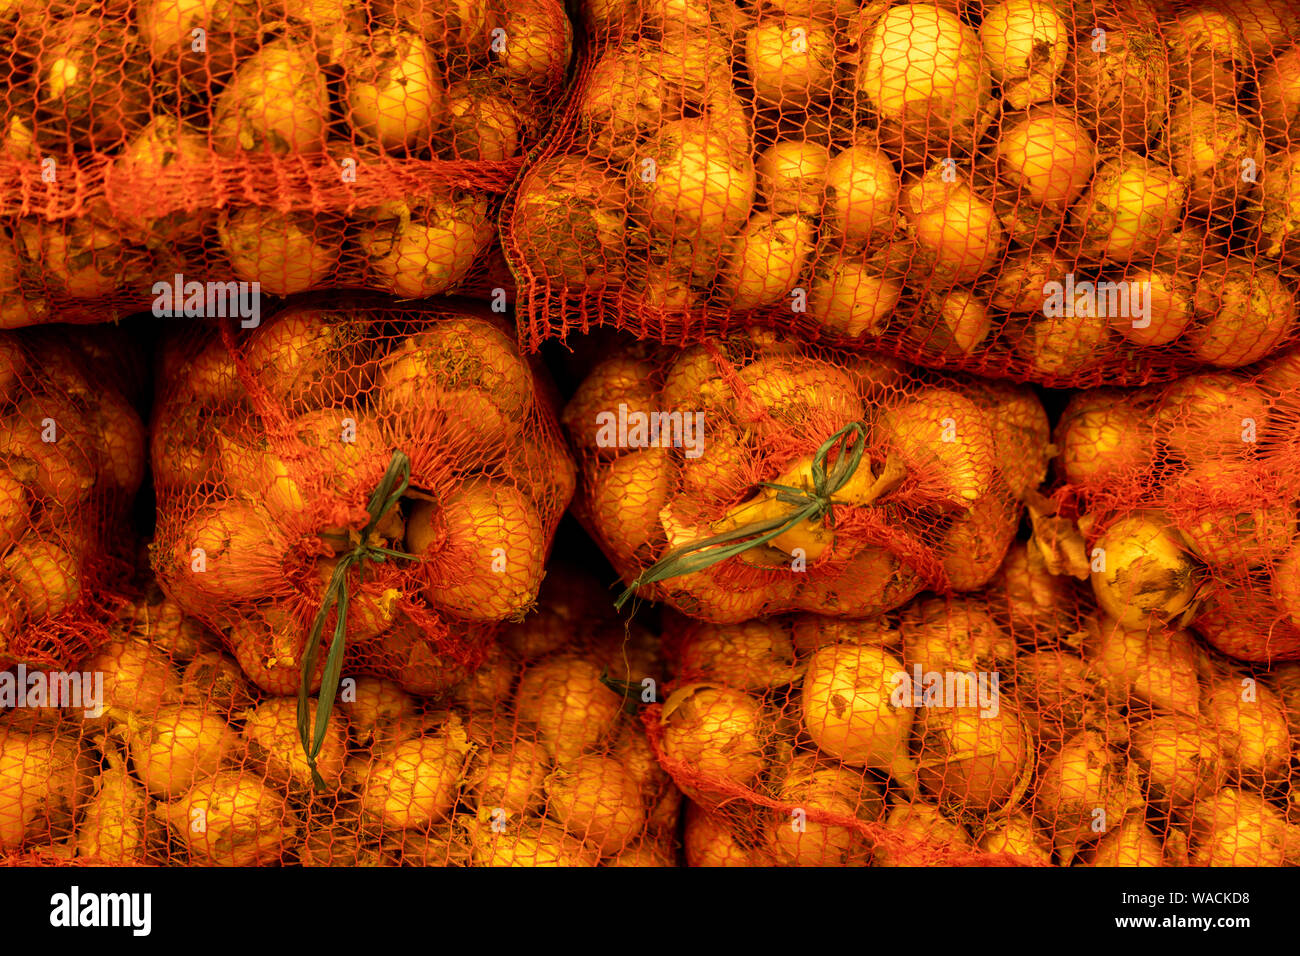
718, 212, 817, 310
1164, 95, 1262, 214
1257, 48, 1300, 148
979, 0, 1070, 108
822, 144, 899, 246
676, 619, 801, 690
0, 729, 92, 852
512, 157, 629, 290
900, 597, 1014, 675
468, 736, 551, 818
1194, 579, 1300, 664
82, 637, 181, 726
977, 814, 1052, 864
914, 704, 1033, 817
765, 759, 882, 866
241, 697, 348, 792
217, 208, 341, 296
1156, 372, 1269, 461
345, 29, 443, 149
159, 771, 298, 867
119, 704, 240, 799
516, 656, 623, 765
632, 119, 756, 240
1069, 153, 1185, 263
1089, 618, 1205, 715
1089, 515, 1201, 631
1190, 787, 1296, 866
74, 748, 148, 865
876, 389, 997, 511
213, 40, 329, 154
684, 800, 764, 866
901, 165, 1004, 286
1187, 258, 1297, 368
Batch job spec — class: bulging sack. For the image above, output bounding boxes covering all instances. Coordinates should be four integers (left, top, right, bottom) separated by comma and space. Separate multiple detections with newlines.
0, 0, 573, 322
507, 0, 1300, 385
563, 329, 1050, 622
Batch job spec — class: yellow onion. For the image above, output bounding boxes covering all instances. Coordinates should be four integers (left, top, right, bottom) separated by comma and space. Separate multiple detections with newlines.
217, 207, 341, 296
74, 745, 148, 864
1190, 787, 1296, 866
684, 800, 764, 866
1089, 514, 1202, 630
1083, 815, 1167, 866
2, 539, 80, 620
357, 196, 494, 298
676, 619, 801, 690
914, 703, 1033, 817
179, 651, 253, 715
544, 754, 646, 857
411, 480, 545, 622
1087, 618, 1204, 714
461, 814, 599, 867
1063, 19, 1169, 151
213, 39, 329, 154
516, 655, 623, 764
976, 813, 1051, 864
1070, 153, 1185, 262
661, 684, 767, 793
909, 288, 992, 359
490, 0, 573, 86
0, 728, 92, 852
793, 545, 925, 619
227, 609, 324, 697
117, 703, 240, 798
512, 157, 629, 289
344, 28, 442, 148
466, 733, 550, 819
445, 79, 526, 161
717, 212, 817, 310
1035, 729, 1143, 863
1108, 265, 1194, 347
109, 117, 214, 247
1163, 9, 1248, 103
979, 0, 1069, 108
856, 3, 993, 153
1130, 712, 1223, 808
900, 597, 1014, 675
744, 17, 835, 107
139, 0, 269, 89
1055, 389, 1154, 485
876, 389, 997, 511
157, 771, 297, 866
339, 677, 419, 749
1164, 95, 1262, 214
632, 118, 755, 240
590, 447, 672, 565
33, 16, 149, 149
1207, 0, 1299, 58
1166, 461, 1296, 569
241, 696, 347, 791
765, 757, 882, 866
873, 801, 972, 866
1187, 258, 1297, 367
1156, 372, 1269, 461
821, 144, 899, 246
900, 164, 1004, 286
1202, 678, 1291, 788
358, 721, 472, 828
801, 643, 917, 792
938, 481, 1019, 591
808, 252, 902, 338
82, 637, 180, 725
756, 140, 829, 216
167, 499, 289, 609
1257, 47, 1300, 147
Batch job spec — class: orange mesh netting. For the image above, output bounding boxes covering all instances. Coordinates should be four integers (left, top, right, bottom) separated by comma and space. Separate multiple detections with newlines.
505, 0, 1300, 386
0, 326, 144, 671
563, 329, 1048, 623
0, 0, 573, 324
0, 561, 681, 866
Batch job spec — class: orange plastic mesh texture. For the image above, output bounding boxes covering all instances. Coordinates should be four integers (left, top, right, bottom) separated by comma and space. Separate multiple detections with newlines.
149, 295, 576, 705
0, 326, 143, 670
0, 0, 573, 323
506, 0, 1300, 386
649, 560, 1300, 867
563, 329, 1048, 623
0, 564, 680, 867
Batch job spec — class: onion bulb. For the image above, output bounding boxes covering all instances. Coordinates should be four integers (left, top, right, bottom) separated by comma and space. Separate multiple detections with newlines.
0, 728, 92, 852
516, 655, 623, 764
461, 815, 599, 867
661, 684, 768, 793
684, 800, 763, 866
1055, 389, 1154, 486
1130, 712, 1222, 808
74, 745, 147, 864
117, 703, 240, 798
1069, 153, 1185, 262
756, 141, 829, 216
1163, 9, 1248, 103
632, 119, 755, 239
1190, 787, 1295, 866
1156, 372, 1269, 461
167, 499, 290, 610
899, 597, 1014, 675
717, 212, 816, 310
1089, 514, 1202, 630
876, 389, 997, 511
81, 637, 180, 725
979, 0, 1069, 108
873, 801, 971, 866
1257, 48, 1300, 147
339, 677, 419, 749
1165, 95, 1263, 214
2, 539, 80, 620
344, 28, 442, 149
1035, 729, 1144, 863
1202, 678, 1291, 788
801, 643, 917, 793
900, 164, 1004, 286
1064, 20, 1169, 151
213, 40, 329, 154
467, 734, 550, 818
976, 813, 1051, 864
1088, 618, 1205, 715
914, 704, 1034, 817
158, 771, 297, 866
1084, 815, 1167, 866
765, 757, 881, 866
357, 196, 494, 298
856, 3, 993, 153
995, 106, 1096, 209
808, 252, 902, 338
744, 17, 835, 107
512, 157, 628, 290
358, 722, 472, 828
543, 754, 645, 857
1186, 258, 1297, 368
1165, 461, 1295, 569
822, 144, 899, 246
241, 697, 348, 791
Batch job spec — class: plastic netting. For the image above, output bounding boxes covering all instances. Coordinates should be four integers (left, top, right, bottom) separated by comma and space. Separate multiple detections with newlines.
0, 563, 681, 866
654, 563, 1300, 867
505, 0, 1300, 386
0, 0, 573, 323
149, 298, 575, 751
563, 329, 1050, 622
0, 326, 144, 670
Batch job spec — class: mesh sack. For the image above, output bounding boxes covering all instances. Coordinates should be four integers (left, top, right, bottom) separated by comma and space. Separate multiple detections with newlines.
0, 0, 573, 323
506, 0, 1300, 386
1047, 343, 1300, 665
0, 562, 680, 867
0, 326, 145, 670
562, 329, 1050, 623
649, 558, 1300, 867
149, 296, 575, 784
